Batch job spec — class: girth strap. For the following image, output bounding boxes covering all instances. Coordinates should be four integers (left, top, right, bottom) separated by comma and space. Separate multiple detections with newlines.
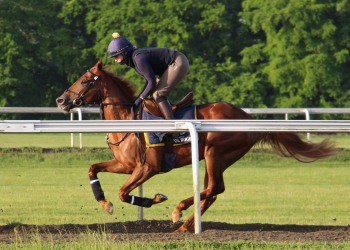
104, 104, 146, 165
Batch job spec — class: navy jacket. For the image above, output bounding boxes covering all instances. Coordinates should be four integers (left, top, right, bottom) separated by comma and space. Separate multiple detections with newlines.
130, 48, 177, 99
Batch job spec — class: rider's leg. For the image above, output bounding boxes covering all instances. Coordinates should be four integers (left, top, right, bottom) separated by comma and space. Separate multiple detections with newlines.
157, 97, 175, 120
156, 96, 179, 138
152, 51, 189, 100
152, 52, 189, 139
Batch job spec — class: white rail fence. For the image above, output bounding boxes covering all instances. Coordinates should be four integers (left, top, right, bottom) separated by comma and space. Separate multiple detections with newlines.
2, 107, 350, 147
1, 119, 350, 234
0, 107, 87, 147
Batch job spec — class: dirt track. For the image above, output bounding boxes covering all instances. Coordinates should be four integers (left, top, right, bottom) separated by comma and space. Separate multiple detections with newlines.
1, 220, 350, 244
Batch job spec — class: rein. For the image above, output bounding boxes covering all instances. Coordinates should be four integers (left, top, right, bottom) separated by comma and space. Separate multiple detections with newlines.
66, 68, 146, 165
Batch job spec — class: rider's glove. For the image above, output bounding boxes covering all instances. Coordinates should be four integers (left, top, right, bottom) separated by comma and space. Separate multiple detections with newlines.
134, 97, 143, 106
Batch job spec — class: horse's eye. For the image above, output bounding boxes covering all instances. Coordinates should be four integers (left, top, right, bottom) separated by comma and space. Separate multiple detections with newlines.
81, 79, 88, 85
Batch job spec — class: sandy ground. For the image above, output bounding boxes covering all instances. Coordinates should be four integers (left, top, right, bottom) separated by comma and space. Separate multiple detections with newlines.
1, 220, 350, 244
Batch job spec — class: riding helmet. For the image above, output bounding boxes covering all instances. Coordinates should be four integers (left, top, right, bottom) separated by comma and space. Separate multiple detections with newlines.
107, 33, 134, 58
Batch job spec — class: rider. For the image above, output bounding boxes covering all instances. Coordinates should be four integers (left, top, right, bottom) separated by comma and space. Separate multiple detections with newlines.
106, 33, 189, 132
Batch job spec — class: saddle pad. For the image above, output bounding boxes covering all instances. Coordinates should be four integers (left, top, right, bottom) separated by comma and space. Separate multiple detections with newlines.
142, 104, 196, 148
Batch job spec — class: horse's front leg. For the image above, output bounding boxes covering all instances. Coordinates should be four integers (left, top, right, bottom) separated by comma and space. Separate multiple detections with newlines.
88, 159, 133, 214
118, 164, 168, 208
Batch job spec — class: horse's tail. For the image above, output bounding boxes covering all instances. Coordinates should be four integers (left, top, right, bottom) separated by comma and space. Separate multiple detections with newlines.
258, 133, 338, 163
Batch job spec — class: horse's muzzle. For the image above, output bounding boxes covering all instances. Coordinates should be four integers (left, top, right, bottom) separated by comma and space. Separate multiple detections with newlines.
56, 96, 72, 113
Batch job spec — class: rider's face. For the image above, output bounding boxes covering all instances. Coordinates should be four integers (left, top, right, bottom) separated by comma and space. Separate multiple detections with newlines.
114, 54, 124, 64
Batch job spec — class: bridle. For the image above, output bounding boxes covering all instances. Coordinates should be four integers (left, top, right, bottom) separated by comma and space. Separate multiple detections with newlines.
65, 69, 100, 108
64, 69, 146, 164
65, 69, 136, 118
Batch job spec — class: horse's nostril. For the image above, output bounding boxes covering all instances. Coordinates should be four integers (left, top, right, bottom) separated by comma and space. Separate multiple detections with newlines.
56, 98, 64, 104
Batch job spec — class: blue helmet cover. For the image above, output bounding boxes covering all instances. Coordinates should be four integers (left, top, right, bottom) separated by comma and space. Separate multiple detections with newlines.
107, 36, 133, 58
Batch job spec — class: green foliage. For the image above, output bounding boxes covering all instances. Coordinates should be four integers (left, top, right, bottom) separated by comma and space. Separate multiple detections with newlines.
56, 0, 98, 82
0, 0, 67, 107
84, 0, 246, 103
1, 0, 350, 118
0, 0, 97, 112
241, 0, 350, 108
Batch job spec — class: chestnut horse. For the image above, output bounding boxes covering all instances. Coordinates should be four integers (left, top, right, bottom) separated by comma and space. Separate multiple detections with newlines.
56, 60, 337, 232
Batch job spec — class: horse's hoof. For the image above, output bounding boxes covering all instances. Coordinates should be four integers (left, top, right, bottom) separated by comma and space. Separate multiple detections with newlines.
172, 209, 182, 223
174, 226, 188, 233
153, 193, 168, 204
103, 201, 114, 215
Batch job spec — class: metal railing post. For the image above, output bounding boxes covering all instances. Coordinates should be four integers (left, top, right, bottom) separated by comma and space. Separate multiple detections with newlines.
76, 108, 83, 148
70, 112, 74, 147
303, 109, 311, 142
138, 185, 144, 220
185, 122, 201, 234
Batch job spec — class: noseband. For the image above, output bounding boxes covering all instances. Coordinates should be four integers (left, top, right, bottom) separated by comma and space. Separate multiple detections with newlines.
65, 70, 99, 107
65, 69, 136, 119
64, 68, 144, 163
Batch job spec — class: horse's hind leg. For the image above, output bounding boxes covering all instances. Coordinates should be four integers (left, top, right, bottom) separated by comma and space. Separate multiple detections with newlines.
171, 170, 211, 223
175, 196, 217, 233
88, 159, 133, 214
171, 168, 222, 232
172, 169, 221, 232
172, 148, 226, 223
173, 136, 256, 232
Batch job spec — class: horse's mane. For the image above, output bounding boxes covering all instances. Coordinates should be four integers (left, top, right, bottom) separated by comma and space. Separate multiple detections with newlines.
102, 65, 138, 99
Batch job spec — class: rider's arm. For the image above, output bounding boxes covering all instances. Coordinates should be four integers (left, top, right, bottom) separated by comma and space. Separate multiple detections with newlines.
133, 53, 157, 99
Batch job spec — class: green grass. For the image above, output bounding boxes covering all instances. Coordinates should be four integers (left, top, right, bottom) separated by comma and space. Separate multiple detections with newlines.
0, 132, 107, 148
1, 132, 350, 249
1, 148, 350, 226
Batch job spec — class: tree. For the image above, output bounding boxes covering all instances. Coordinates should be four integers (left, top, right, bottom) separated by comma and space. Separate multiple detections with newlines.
56, 0, 98, 83
0, 0, 67, 110
241, 0, 350, 108
0, 0, 100, 119
4, 0, 349, 118
84, 0, 248, 104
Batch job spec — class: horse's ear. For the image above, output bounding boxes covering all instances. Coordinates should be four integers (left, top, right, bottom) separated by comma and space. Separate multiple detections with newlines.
96, 60, 103, 70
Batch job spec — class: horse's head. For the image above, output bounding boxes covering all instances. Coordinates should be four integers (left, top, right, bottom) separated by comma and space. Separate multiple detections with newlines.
56, 60, 104, 113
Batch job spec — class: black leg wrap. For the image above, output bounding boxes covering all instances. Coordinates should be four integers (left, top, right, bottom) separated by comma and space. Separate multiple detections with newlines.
128, 195, 153, 208
90, 177, 105, 201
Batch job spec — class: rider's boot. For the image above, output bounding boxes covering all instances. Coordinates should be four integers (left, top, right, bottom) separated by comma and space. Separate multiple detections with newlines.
157, 99, 179, 139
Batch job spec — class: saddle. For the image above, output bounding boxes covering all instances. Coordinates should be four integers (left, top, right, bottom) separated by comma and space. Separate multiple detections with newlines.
142, 92, 194, 118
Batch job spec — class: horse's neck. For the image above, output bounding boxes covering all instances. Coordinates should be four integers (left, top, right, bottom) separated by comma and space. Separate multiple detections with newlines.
102, 102, 135, 153
101, 86, 134, 120
100, 76, 136, 120
102, 104, 132, 121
